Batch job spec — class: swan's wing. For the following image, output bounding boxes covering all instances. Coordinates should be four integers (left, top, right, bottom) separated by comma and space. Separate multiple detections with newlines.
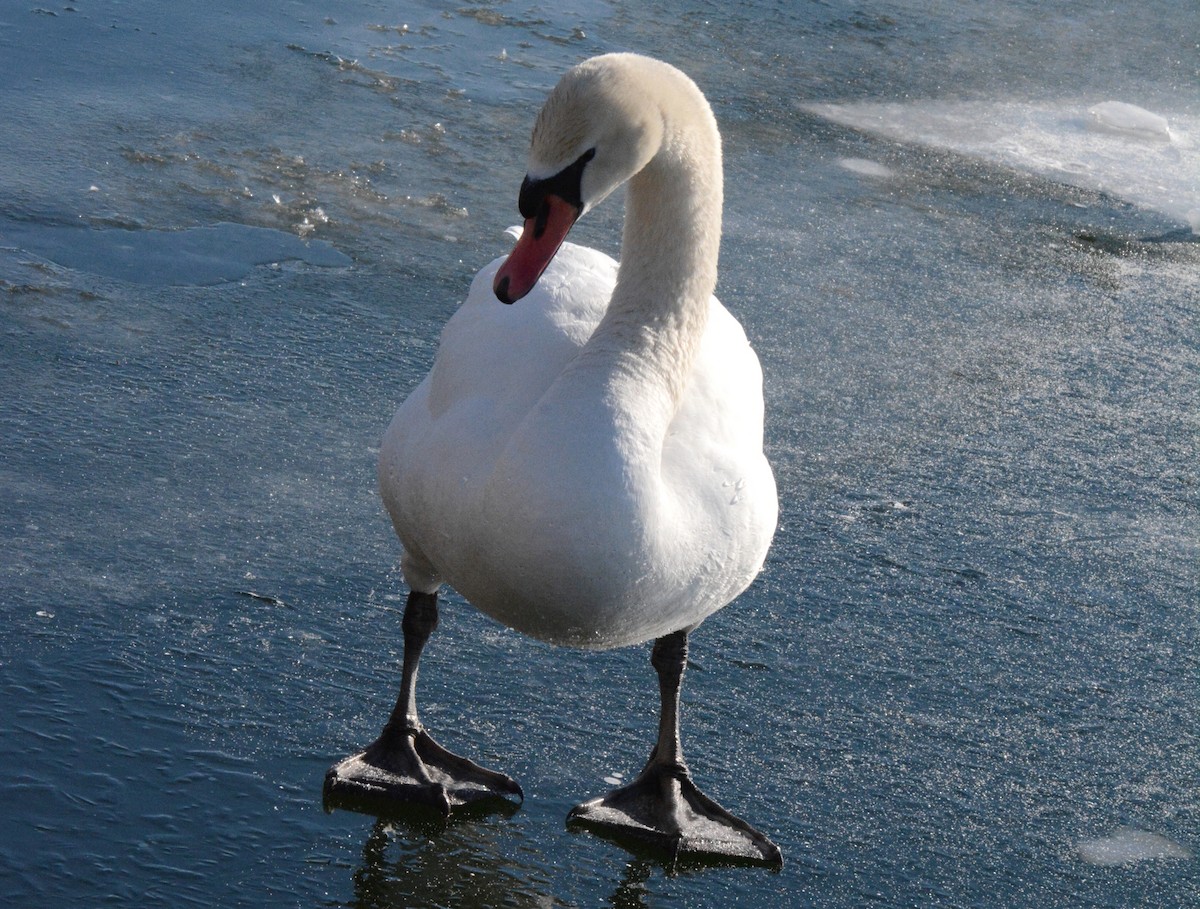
667, 298, 771, 472
381, 240, 618, 584
661, 297, 778, 598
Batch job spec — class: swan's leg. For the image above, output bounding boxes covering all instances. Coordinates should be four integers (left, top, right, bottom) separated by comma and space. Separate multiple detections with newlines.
324, 591, 523, 816
567, 630, 782, 867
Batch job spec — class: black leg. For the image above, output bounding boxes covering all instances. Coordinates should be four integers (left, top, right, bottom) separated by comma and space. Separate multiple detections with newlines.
324, 591, 523, 816
648, 630, 689, 775
380, 589, 439, 750
567, 630, 782, 867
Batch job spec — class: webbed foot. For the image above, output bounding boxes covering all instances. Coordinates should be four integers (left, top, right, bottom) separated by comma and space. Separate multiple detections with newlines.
568, 759, 781, 867
324, 725, 523, 816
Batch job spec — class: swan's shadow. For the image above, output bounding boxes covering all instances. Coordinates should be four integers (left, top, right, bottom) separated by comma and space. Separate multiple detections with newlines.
347, 812, 547, 909
347, 819, 656, 909
341, 812, 774, 909
608, 860, 653, 909
601, 851, 776, 909
323, 776, 520, 828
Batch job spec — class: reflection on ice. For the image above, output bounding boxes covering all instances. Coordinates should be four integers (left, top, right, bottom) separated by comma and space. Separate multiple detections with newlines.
803, 98, 1199, 231
1076, 828, 1192, 867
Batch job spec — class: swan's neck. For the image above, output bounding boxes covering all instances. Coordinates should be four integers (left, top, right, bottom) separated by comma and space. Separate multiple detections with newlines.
589, 116, 723, 406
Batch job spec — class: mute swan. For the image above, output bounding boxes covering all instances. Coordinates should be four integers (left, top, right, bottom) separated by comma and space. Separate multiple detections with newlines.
325, 52, 781, 865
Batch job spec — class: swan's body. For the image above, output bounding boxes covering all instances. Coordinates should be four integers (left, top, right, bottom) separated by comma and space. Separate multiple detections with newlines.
327, 53, 782, 865
379, 238, 776, 648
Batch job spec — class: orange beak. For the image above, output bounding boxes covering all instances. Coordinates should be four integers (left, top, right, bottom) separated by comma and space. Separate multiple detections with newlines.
493, 194, 580, 303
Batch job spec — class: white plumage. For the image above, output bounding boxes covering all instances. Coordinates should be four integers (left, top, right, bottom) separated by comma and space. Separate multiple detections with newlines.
379, 231, 775, 647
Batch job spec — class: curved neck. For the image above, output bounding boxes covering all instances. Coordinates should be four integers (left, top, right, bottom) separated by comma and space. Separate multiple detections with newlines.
587, 102, 723, 405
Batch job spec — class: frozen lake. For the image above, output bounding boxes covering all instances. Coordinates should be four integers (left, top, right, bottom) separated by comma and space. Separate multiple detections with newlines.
1, 0, 1196, 906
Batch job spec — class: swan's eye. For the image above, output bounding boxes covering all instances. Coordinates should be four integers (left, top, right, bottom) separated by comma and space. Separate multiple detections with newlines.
518, 148, 596, 225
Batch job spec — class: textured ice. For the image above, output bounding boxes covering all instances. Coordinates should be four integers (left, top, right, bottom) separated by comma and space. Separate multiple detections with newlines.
1076, 828, 1192, 866
0, 220, 351, 286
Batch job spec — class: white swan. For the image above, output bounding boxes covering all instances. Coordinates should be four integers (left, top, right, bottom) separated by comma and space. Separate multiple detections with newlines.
325, 53, 780, 865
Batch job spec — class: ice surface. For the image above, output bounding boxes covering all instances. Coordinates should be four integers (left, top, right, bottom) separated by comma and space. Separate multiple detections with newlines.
0, 220, 350, 285
1076, 828, 1193, 867
3, 0, 1199, 906
803, 99, 1198, 232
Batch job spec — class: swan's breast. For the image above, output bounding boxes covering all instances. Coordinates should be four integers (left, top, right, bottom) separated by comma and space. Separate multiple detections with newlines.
380, 246, 776, 650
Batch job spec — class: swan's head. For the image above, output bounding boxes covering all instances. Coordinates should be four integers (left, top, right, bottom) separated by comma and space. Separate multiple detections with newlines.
494, 54, 666, 304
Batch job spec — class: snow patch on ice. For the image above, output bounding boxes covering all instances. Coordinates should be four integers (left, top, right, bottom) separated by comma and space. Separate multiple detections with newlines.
838, 157, 895, 179
802, 98, 1197, 232
1087, 101, 1172, 141
1076, 828, 1192, 867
